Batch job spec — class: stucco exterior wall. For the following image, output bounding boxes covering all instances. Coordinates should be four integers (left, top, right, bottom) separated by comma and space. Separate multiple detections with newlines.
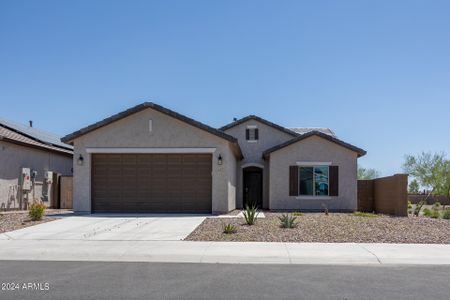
0, 141, 72, 210
268, 135, 358, 211
223, 120, 294, 208
72, 107, 236, 213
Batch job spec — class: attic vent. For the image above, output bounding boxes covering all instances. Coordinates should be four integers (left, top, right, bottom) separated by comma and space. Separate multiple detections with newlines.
149, 119, 153, 132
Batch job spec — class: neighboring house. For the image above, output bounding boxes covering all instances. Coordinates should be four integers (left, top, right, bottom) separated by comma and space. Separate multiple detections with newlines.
62, 102, 366, 214
0, 119, 73, 210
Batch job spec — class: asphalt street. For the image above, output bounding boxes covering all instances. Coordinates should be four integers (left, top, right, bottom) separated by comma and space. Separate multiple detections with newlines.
0, 261, 448, 299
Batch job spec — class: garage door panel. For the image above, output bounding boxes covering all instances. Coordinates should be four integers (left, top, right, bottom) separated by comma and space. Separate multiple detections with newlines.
92, 153, 212, 212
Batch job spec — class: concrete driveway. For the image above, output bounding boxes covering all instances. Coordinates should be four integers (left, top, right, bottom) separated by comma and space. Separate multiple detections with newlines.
0, 214, 207, 241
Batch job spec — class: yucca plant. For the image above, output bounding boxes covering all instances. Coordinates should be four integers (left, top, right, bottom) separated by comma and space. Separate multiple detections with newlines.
223, 223, 237, 234
243, 204, 259, 225
278, 214, 297, 228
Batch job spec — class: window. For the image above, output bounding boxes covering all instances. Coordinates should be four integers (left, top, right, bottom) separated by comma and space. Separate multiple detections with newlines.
246, 126, 259, 142
299, 166, 329, 196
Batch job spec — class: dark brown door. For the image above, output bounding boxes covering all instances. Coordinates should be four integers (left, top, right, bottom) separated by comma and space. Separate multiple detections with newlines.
243, 167, 263, 208
91, 153, 212, 213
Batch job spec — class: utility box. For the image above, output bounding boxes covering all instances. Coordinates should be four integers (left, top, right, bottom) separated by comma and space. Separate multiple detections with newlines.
21, 168, 32, 191
45, 171, 53, 184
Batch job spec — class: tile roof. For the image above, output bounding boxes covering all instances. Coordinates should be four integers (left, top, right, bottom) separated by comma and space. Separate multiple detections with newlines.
0, 119, 73, 155
289, 127, 336, 136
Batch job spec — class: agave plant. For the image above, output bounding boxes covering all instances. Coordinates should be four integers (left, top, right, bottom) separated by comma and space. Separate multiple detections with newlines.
243, 204, 259, 225
223, 223, 237, 234
278, 214, 297, 228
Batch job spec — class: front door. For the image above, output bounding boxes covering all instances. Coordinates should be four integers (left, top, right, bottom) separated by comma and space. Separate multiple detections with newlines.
243, 167, 263, 208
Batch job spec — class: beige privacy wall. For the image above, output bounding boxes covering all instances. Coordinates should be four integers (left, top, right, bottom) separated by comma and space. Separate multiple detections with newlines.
269, 135, 359, 211
72, 107, 237, 213
358, 174, 408, 216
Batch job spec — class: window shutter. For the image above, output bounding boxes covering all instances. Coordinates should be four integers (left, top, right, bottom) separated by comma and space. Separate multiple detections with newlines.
289, 166, 299, 196
245, 129, 250, 140
329, 166, 339, 196
254, 128, 259, 140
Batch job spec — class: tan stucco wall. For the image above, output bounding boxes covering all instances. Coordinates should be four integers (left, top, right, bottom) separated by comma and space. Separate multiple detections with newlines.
72, 107, 237, 213
0, 141, 72, 210
223, 120, 294, 208
268, 135, 358, 211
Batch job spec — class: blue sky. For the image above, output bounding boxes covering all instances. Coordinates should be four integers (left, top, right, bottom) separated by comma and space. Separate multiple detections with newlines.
1, 0, 449, 175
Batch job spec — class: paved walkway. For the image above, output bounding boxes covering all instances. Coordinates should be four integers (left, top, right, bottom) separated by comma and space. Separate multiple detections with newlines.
0, 238, 449, 265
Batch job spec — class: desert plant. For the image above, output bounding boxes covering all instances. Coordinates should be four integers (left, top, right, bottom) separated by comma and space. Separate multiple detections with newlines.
223, 223, 237, 234
443, 209, 450, 220
243, 204, 259, 225
28, 202, 46, 221
278, 214, 297, 228
353, 211, 378, 218
430, 209, 441, 219
423, 208, 432, 217
432, 202, 442, 209
407, 201, 413, 209
292, 211, 304, 216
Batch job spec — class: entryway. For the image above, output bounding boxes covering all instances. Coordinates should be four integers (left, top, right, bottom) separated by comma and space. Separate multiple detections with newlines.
243, 167, 263, 208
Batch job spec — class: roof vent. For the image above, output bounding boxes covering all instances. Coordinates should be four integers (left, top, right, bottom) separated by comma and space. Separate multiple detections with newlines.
233, 118, 237, 122
29, 120, 33, 127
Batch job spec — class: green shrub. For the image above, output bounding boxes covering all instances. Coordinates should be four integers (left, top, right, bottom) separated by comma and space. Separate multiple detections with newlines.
243, 205, 259, 225
423, 208, 432, 217
28, 202, 46, 221
353, 211, 378, 218
430, 209, 441, 219
407, 201, 413, 209
443, 209, 450, 220
278, 214, 297, 228
432, 202, 441, 209
223, 223, 237, 234
292, 211, 304, 216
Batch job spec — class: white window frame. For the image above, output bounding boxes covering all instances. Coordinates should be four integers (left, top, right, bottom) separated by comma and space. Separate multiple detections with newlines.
297, 165, 330, 197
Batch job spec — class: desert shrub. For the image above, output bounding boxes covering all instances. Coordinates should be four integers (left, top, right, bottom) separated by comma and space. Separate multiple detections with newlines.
430, 209, 441, 219
353, 211, 378, 218
423, 208, 432, 217
243, 205, 259, 225
278, 214, 297, 228
443, 209, 450, 220
407, 201, 413, 209
223, 223, 237, 234
28, 202, 46, 221
432, 202, 441, 209
292, 211, 304, 216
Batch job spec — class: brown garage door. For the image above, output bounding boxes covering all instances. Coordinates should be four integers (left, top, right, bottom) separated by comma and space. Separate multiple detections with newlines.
91, 153, 212, 213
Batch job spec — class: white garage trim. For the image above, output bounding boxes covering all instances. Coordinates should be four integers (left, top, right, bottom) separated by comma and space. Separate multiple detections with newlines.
86, 147, 217, 154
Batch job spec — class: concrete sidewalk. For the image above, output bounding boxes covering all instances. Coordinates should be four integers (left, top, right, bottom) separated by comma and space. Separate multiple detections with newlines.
0, 239, 449, 265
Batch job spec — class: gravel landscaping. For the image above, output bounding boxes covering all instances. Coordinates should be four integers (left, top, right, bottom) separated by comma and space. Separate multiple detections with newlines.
185, 212, 450, 244
0, 211, 64, 233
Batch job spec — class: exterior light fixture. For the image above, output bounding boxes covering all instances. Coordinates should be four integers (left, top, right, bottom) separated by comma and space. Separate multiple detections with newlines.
77, 154, 84, 166
217, 154, 223, 165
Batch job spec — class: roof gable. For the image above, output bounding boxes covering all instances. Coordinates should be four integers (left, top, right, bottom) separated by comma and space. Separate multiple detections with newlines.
61, 102, 243, 158
262, 130, 366, 159
220, 115, 298, 137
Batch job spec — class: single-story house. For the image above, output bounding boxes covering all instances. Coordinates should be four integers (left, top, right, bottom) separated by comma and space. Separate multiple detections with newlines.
61, 102, 366, 214
0, 119, 73, 210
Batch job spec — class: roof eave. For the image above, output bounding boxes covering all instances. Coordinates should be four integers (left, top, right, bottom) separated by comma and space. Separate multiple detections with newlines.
262, 131, 366, 159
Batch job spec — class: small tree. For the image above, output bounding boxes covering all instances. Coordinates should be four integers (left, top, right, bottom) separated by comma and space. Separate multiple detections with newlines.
357, 167, 381, 180
403, 152, 450, 215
